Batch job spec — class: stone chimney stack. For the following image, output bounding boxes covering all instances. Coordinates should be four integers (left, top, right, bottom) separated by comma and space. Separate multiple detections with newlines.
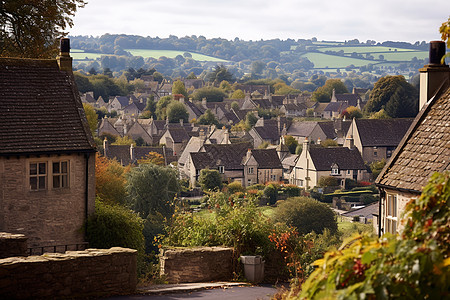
130, 143, 135, 163
103, 138, 108, 157
346, 135, 354, 149
303, 137, 310, 153
57, 38, 73, 72
419, 41, 450, 109
222, 127, 230, 144
246, 148, 252, 161
202, 98, 207, 109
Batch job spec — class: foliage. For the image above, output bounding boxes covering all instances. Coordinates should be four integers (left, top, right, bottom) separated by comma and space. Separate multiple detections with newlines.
112, 135, 135, 146
82, 103, 98, 136
284, 135, 299, 154
86, 198, 144, 253
299, 172, 450, 300
263, 183, 279, 205
206, 65, 234, 84
274, 197, 337, 235
341, 106, 363, 119
369, 159, 386, 180
197, 109, 220, 126
172, 80, 188, 98
440, 16, 450, 63
0, 0, 86, 58
320, 139, 338, 147
198, 168, 223, 191
226, 181, 245, 194
192, 86, 227, 102
369, 108, 391, 119
312, 79, 348, 103
126, 164, 180, 218
231, 89, 245, 99
280, 184, 302, 198
166, 101, 189, 123
155, 95, 172, 120
137, 152, 165, 166
317, 176, 339, 187
245, 112, 259, 129
364, 75, 418, 118
74, 72, 126, 100
95, 154, 129, 205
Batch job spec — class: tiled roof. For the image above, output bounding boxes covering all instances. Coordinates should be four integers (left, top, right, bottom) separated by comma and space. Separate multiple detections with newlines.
355, 119, 414, 147
105, 145, 172, 165
0, 58, 96, 155
309, 147, 366, 171
376, 86, 450, 192
185, 101, 204, 117
287, 121, 318, 137
342, 202, 379, 218
166, 127, 190, 143
252, 98, 272, 109
324, 101, 348, 113
114, 96, 130, 108
317, 121, 338, 140
250, 149, 282, 169
334, 93, 361, 106
200, 142, 252, 170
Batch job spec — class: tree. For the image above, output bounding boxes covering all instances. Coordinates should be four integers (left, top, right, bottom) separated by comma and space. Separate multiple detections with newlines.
274, 197, 337, 235
172, 80, 188, 98
0, 0, 86, 58
112, 136, 135, 146
369, 159, 386, 180
155, 96, 172, 120
207, 65, 234, 84
312, 79, 348, 103
231, 101, 240, 111
192, 86, 227, 102
364, 75, 418, 118
320, 139, 338, 147
186, 72, 197, 79
284, 135, 299, 154
82, 103, 98, 136
369, 108, 391, 119
317, 176, 339, 187
197, 109, 219, 126
95, 154, 129, 205
341, 106, 363, 119
137, 152, 165, 166
166, 101, 189, 123
198, 169, 222, 191
231, 89, 245, 99
245, 112, 258, 129
126, 164, 180, 218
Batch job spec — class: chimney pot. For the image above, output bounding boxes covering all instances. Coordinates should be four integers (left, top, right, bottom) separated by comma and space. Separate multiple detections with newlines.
60, 38, 70, 54
429, 41, 446, 65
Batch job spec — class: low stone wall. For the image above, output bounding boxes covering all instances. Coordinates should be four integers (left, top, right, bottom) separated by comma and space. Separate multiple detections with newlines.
0, 247, 137, 299
160, 247, 234, 283
0, 232, 28, 259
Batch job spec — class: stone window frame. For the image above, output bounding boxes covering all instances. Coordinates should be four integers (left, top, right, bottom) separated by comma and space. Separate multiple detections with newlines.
385, 193, 398, 234
248, 167, 254, 174
218, 166, 225, 174
28, 158, 70, 191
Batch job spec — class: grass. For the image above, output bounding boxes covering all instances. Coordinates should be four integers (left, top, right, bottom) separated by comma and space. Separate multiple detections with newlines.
300, 52, 373, 69
71, 50, 104, 60
337, 218, 374, 239
317, 46, 413, 53
125, 49, 228, 62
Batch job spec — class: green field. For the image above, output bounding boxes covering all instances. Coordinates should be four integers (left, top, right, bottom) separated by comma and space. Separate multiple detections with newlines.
374, 51, 428, 61
71, 50, 104, 60
300, 52, 373, 69
318, 46, 413, 53
125, 49, 228, 62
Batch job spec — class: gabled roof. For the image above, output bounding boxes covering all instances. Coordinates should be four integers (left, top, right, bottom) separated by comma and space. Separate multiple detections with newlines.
287, 121, 318, 137
308, 147, 366, 171
324, 101, 348, 113
354, 118, 414, 147
252, 98, 272, 109
317, 121, 338, 140
333, 93, 361, 106
184, 101, 204, 117
165, 127, 190, 143
249, 149, 282, 169
376, 86, 450, 193
104, 145, 173, 166
199, 142, 252, 170
178, 136, 205, 166
342, 202, 379, 219
0, 58, 96, 155
114, 96, 130, 108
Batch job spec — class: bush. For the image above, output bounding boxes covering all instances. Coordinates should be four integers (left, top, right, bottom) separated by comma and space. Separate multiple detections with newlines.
263, 183, 278, 205
198, 168, 223, 191
300, 172, 450, 299
227, 181, 245, 194
359, 193, 379, 205
86, 199, 144, 252
281, 184, 302, 198
274, 197, 337, 235
318, 176, 339, 187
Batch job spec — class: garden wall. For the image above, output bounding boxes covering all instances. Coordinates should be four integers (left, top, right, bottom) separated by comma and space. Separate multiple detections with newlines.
0, 247, 137, 299
160, 247, 234, 283
0, 232, 27, 258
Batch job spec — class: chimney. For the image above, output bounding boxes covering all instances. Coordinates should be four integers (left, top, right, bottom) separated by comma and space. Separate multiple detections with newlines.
222, 127, 230, 144
419, 41, 450, 109
180, 118, 184, 126
130, 144, 135, 163
303, 137, 310, 153
331, 88, 336, 102
57, 38, 73, 72
346, 135, 354, 149
202, 98, 207, 109
103, 138, 108, 157
246, 148, 252, 161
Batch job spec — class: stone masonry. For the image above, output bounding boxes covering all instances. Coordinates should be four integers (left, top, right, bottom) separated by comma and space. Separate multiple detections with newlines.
0, 232, 27, 258
0, 247, 137, 299
160, 247, 234, 283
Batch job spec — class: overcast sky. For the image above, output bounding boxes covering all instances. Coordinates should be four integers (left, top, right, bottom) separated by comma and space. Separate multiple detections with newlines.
70, 0, 448, 43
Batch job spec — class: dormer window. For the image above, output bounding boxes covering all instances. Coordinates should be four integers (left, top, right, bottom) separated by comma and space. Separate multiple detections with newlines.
331, 163, 340, 175
218, 166, 225, 174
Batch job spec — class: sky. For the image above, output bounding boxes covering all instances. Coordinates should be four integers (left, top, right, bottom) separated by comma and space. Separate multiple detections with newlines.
70, 0, 449, 43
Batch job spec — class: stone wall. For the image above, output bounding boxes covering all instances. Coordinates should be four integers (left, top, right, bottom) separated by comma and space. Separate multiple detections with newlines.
0, 247, 137, 299
0, 232, 27, 258
160, 247, 234, 283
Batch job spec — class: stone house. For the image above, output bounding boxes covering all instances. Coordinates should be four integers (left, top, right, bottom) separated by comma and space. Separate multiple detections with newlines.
0, 40, 96, 248
159, 125, 191, 156
291, 139, 368, 189
249, 117, 288, 147
343, 118, 414, 164
375, 41, 450, 235
242, 149, 283, 187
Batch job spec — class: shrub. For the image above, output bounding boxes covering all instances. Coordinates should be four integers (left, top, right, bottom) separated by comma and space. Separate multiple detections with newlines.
281, 184, 302, 198
317, 176, 339, 187
300, 172, 450, 299
198, 168, 223, 191
227, 181, 245, 194
263, 183, 278, 205
274, 197, 337, 235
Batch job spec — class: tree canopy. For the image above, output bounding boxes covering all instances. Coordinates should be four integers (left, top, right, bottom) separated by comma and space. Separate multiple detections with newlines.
172, 80, 188, 98
364, 75, 418, 118
312, 79, 348, 102
192, 86, 227, 102
166, 101, 189, 123
0, 0, 86, 58
206, 65, 234, 84
198, 169, 222, 191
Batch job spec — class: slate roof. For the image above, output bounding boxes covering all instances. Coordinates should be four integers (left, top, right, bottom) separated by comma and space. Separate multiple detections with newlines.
317, 121, 338, 140
252, 98, 272, 109
355, 119, 414, 147
104, 145, 173, 166
184, 101, 204, 118
0, 58, 96, 155
196, 142, 252, 170
114, 96, 130, 108
308, 147, 366, 171
165, 127, 190, 143
333, 93, 361, 106
250, 149, 282, 169
287, 121, 318, 137
376, 86, 450, 193
342, 202, 379, 219
324, 101, 348, 113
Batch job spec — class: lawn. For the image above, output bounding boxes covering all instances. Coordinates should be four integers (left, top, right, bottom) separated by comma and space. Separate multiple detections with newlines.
125, 49, 228, 62
300, 52, 374, 69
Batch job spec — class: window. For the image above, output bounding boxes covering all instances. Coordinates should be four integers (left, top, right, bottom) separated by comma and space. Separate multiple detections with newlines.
52, 161, 69, 188
385, 194, 398, 234
270, 175, 277, 181
247, 179, 252, 186
331, 166, 340, 175
373, 146, 378, 157
248, 167, 254, 174
347, 170, 351, 175
218, 166, 225, 174
30, 162, 47, 190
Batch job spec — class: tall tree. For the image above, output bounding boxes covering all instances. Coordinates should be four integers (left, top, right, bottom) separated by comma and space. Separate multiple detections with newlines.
0, 0, 86, 58
207, 65, 234, 84
172, 80, 188, 98
312, 79, 348, 102
364, 75, 418, 118
166, 101, 189, 123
